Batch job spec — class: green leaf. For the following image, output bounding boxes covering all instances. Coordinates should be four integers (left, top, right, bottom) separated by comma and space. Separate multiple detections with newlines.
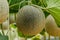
0, 33, 9, 40
46, 0, 60, 26
32, 38, 40, 40
10, 23, 16, 28
0, 36, 8, 40
32, 34, 40, 40
46, 0, 60, 8
18, 30, 25, 37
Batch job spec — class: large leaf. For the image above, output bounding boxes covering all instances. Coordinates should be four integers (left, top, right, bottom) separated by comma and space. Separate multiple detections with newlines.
46, 0, 60, 8
46, 0, 60, 26
0, 33, 8, 40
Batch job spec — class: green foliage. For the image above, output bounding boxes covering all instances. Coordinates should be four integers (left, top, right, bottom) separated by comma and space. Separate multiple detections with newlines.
40, 29, 45, 35
10, 23, 16, 28
32, 34, 40, 40
18, 31, 34, 38
31, 0, 40, 5
8, 0, 29, 13
8, 0, 21, 13
43, 10, 50, 17
32, 38, 40, 40
47, 8, 60, 26
0, 33, 8, 40
46, 0, 60, 26
31, 0, 47, 7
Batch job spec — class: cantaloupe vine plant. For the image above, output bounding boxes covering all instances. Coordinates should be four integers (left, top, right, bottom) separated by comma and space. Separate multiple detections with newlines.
0, 0, 60, 40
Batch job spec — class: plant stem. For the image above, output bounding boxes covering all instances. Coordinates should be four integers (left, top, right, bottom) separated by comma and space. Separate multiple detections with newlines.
59, 37, 60, 40
9, 28, 11, 40
10, 1, 25, 8
44, 33, 46, 40
54, 37, 56, 40
14, 13, 16, 21
28, 0, 32, 5
48, 35, 50, 40
25, 38, 27, 40
25, 36, 27, 40
0, 24, 5, 35
9, 0, 11, 5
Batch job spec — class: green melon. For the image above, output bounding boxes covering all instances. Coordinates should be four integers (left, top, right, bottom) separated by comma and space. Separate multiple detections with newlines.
0, 0, 9, 24
16, 5, 45, 36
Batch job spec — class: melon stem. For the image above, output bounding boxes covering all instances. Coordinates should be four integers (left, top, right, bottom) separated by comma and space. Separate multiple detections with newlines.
28, 0, 31, 5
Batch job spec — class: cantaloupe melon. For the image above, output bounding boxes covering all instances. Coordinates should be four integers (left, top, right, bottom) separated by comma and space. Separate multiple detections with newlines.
2, 20, 9, 30
45, 15, 60, 36
0, 0, 9, 24
16, 5, 45, 36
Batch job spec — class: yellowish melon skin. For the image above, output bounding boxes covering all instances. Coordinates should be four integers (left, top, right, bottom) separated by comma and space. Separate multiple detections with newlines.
16, 5, 45, 36
45, 15, 60, 36
0, 0, 9, 24
1, 20, 9, 30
